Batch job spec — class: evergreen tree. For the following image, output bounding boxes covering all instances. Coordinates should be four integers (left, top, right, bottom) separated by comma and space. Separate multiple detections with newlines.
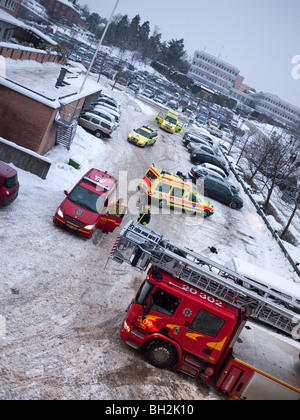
128, 15, 141, 51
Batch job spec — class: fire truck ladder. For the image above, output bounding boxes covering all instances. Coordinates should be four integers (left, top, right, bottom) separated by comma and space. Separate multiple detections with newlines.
110, 220, 300, 341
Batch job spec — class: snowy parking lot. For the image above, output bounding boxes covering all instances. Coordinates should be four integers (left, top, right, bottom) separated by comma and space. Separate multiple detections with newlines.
0, 78, 299, 400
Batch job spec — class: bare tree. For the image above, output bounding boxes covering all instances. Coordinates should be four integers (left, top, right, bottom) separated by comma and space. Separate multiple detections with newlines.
246, 131, 276, 183
281, 188, 300, 240
263, 136, 299, 211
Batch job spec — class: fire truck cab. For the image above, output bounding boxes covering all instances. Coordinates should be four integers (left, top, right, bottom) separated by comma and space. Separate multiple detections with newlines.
121, 266, 241, 379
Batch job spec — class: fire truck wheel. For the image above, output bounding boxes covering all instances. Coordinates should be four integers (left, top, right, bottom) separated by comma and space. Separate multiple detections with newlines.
145, 340, 178, 369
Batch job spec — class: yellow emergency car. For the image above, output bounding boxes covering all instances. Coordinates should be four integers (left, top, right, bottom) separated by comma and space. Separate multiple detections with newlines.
128, 126, 158, 147
140, 166, 214, 218
155, 110, 184, 134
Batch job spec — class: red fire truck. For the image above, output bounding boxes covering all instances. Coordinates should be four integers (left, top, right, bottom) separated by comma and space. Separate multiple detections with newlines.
110, 220, 300, 400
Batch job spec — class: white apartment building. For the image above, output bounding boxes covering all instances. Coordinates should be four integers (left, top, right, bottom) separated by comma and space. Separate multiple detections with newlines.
251, 92, 300, 129
188, 50, 240, 96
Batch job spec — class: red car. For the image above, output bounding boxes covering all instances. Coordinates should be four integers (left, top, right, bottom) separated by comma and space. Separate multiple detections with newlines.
54, 168, 126, 238
0, 161, 19, 207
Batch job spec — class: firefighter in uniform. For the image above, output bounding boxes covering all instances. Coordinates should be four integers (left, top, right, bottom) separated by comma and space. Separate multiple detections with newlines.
137, 205, 151, 226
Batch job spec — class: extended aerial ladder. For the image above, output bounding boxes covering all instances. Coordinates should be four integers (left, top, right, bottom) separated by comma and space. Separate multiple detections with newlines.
110, 220, 300, 341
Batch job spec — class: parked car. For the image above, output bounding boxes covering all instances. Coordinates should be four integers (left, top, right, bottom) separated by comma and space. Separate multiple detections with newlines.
128, 126, 158, 147
196, 114, 207, 125
141, 89, 155, 99
97, 96, 121, 112
183, 132, 214, 147
206, 125, 223, 138
183, 109, 194, 118
200, 174, 243, 209
128, 83, 140, 93
187, 141, 214, 154
155, 95, 167, 104
93, 104, 121, 124
0, 161, 19, 207
195, 163, 228, 179
54, 168, 126, 238
98, 94, 118, 105
117, 78, 128, 86
188, 165, 240, 194
190, 143, 219, 158
167, 99, 179, 110
190, 150, 229, 176
78, 114, 114, 138
221, 127, 231, 139
96, 98, 121, 113
89, 107, 118, 129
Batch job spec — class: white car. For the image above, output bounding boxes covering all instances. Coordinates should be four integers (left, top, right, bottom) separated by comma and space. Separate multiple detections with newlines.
94, 105, 120, 125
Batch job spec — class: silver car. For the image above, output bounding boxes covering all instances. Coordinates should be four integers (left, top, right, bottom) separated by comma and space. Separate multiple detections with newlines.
78, 114, 114, 138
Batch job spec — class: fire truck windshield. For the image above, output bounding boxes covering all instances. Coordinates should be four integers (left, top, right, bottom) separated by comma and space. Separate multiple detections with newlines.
136, 280, 154, 305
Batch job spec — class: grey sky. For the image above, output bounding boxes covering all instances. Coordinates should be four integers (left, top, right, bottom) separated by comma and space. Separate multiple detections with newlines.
79, 0, 300, 108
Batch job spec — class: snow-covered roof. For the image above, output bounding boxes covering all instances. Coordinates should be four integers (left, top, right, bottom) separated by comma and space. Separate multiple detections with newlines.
55, 0, 81, 13
0, 59, 102, 108
0, 9, 57, 46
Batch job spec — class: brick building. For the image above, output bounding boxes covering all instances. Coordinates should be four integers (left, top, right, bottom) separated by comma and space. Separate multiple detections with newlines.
0, 60, 101, 155
0, 0, 22, 41
0, 0, 21, 17
39, 0, 85, 27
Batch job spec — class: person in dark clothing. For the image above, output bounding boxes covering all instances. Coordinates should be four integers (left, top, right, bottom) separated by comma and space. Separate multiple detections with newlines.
137, 205, 151, 226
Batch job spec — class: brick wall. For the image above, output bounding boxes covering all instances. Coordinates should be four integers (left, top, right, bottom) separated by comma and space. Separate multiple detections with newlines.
0, 46, 65, 64
0, 84, 58, 155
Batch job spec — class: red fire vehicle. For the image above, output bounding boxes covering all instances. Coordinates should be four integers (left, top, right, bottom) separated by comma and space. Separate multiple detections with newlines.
111, 220, 300, 400
54, 168, 126, 238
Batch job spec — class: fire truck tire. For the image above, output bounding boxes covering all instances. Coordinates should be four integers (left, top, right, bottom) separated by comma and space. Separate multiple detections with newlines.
145, 340, 178, 369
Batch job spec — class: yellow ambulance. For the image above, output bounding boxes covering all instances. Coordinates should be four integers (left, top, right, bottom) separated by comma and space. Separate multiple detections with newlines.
155, 110, 184, 134
140, 166, 214, 218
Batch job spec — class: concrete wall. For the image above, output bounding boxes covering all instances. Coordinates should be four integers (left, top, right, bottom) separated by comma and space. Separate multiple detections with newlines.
0, 138, 51, 179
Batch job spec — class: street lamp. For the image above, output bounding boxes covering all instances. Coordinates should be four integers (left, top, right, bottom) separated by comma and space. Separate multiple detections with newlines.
79, 0, 120, 93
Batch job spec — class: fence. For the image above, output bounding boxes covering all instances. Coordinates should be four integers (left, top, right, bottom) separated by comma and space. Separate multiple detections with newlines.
0, 46, 65, 65
0, 138, 51, 180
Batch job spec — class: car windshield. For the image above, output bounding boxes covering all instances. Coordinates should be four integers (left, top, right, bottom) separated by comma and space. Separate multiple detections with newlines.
165, 116, 176, 124
134, 128, 151, 138
68, 185, 105, 214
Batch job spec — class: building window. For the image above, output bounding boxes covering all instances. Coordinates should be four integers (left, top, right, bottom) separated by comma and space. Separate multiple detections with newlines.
0, 0, 18, 12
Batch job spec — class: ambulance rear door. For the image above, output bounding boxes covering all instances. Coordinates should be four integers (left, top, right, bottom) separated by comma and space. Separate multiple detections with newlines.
155, 112, 165, 125
175, 122, 184, 133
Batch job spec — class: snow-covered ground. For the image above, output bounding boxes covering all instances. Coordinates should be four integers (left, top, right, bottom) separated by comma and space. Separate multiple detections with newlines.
0, 71, 299, 400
